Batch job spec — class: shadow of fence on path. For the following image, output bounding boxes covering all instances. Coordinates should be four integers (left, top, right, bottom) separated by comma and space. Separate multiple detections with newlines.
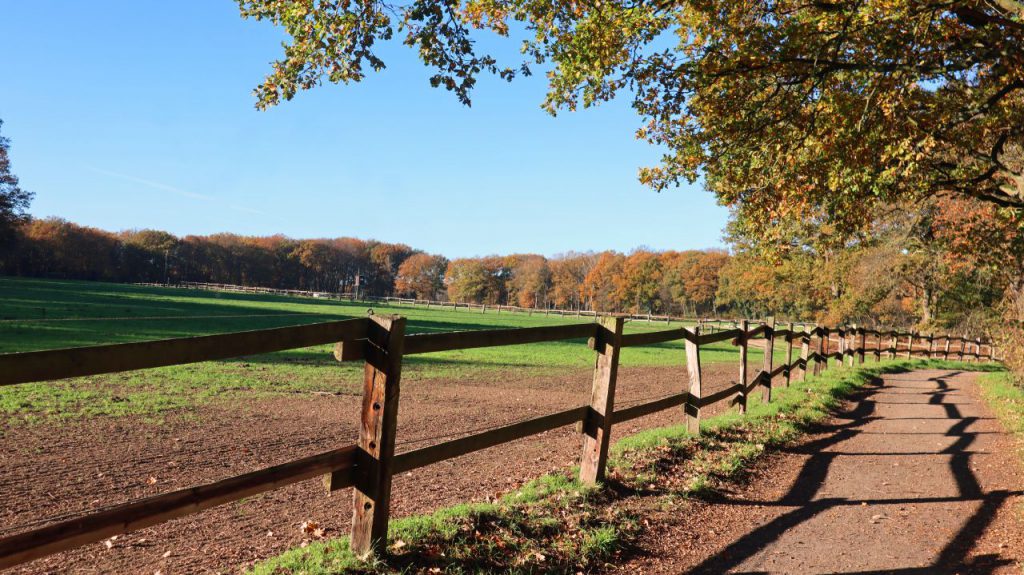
685, 372, 1022, 575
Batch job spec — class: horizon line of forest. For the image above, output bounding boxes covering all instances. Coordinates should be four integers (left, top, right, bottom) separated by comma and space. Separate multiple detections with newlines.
1, 212, 988, 335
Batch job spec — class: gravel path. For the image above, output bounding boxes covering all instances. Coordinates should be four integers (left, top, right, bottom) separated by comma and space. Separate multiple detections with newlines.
621, 369, 1024, 574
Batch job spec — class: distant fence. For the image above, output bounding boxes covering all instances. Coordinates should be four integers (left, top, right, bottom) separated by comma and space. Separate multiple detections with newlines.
137, 281, 744, 325
0, 313, 996, 567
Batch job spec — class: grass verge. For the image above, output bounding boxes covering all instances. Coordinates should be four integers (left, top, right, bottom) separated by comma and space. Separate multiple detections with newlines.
977, 369, 1024, 446
249, 359, 988, 574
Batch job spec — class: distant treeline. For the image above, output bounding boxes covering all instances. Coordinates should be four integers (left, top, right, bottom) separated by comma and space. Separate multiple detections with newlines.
4, 205, 1011, 335
0, 218, 729, 316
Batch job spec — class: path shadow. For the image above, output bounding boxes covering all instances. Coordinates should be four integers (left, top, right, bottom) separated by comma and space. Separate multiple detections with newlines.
685, 371, 1020, 575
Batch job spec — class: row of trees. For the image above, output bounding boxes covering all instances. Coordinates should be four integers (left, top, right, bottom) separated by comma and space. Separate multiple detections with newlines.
3, 218, 418, 298
440, 250, 728, 315
0, 217, 730, 316
5, 198, 1020, 342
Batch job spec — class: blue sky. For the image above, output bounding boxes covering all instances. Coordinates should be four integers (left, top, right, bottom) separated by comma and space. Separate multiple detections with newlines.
0, 2, 728, 258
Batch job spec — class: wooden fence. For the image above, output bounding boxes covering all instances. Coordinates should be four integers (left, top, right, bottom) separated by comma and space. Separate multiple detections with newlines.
137, 281, 738, 325
0, 317, 996, 568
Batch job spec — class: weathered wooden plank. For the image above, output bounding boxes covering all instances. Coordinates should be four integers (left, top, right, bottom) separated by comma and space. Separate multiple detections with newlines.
404, 323, 597, 355
761, 318, 775, 402
0, 445, 357, 569
393, 406, 589, 473
696, 328, 744, 345
784, 322, 795, 387
349, 316, 405, 558
737, 320, 750, 414
619, 327, 695, 347
746, 324, 770, 339
614, 393, 689, 423
1, 319, 370, 386
795, 330, 810, 382
700, 384, 744, 408
823, 328, 834, 369
684, 328, 703, 434
580, 317, 624, 484
847, 328, 857, 367
814, 327, 826, 375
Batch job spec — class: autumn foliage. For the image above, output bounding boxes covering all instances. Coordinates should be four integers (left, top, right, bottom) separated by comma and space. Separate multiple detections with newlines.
4, 201, 1024, 355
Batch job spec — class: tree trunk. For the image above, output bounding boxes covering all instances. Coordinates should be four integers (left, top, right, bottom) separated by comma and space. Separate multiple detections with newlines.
921, 286, 933, 324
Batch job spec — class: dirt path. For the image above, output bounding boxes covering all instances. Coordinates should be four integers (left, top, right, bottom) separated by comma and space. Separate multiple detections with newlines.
0, 363, 742, 574
621, 369, 1024, 574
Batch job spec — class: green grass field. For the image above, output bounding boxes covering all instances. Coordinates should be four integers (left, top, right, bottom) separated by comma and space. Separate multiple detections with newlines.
0, 276, 766, 423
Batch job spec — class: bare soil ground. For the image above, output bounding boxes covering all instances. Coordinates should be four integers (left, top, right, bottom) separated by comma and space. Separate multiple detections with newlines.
614, 369, 1024, 574
0, 363, 742, 574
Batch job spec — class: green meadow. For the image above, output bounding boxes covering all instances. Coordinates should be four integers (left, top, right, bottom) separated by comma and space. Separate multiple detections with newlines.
0, 277, 768, 423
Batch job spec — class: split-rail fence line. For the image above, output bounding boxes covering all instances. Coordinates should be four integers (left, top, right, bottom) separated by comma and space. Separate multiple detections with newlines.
0, 315, 996, 568
135, 281, 808, 327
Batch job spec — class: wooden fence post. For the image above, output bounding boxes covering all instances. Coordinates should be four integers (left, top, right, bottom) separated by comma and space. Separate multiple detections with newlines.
580, 316, 624, 485
857, 327, 866, 364
795, 329, 810, 382
347, 315, 406, 559
814, 327, 826, 375
905, 333, 914, 359
887, 331, 896, 360
737, 319, 749, 414
784, 322, 794, 386
975, 337, 982, 363
844, 328, 855, 367
943, 336, 951, 360
927, 334, 935, 358
958, 337, 966, 361
761, 318, 775, 403
684, 327, 703, 434
821, 327, 831, 370
874, 331, 882, 362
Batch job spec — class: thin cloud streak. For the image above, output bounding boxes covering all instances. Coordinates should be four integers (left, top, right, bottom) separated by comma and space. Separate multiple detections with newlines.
85, 166, 214, 201
86, 165, 267, 216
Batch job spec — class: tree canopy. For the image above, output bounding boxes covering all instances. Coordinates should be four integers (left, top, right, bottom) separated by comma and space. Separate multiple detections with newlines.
0, 120, 33, 249
238, 0, 1024, 246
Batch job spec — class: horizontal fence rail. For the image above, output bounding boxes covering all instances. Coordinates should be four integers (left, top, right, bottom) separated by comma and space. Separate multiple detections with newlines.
0, 319, 369, 386
0, 313, 997, 568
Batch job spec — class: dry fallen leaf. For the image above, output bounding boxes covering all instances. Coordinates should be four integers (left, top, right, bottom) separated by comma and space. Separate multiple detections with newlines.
300, 520, 319, 535
146, 476, 158, 485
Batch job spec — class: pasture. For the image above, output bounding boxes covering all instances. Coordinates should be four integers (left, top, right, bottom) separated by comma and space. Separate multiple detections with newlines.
0, 276, 763, 422
0, 276, 759, 572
